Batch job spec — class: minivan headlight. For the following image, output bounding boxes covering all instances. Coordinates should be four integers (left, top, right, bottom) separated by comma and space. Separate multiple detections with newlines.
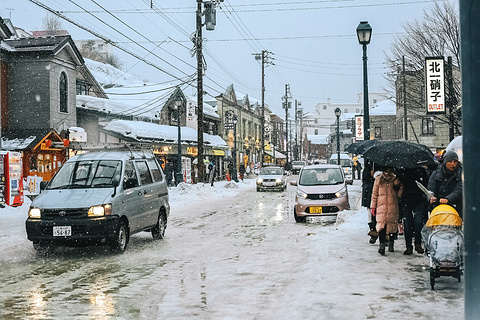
335, 189, 347, 198
257, 178, 263, 183
275, 178, 281, 183
88, 204, 112, 217
296, 190, 308, 199
28, 207, 41, 218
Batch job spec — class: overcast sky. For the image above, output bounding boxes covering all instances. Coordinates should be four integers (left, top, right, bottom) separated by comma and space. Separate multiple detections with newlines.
0, 0, 456, 116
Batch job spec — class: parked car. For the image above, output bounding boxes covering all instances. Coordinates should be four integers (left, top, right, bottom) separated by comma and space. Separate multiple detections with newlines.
290, 164, 350, 223
329, 153, 353, 184
25, 150, 170, 253
256, 166, 287, 192
291, 160, 307, 174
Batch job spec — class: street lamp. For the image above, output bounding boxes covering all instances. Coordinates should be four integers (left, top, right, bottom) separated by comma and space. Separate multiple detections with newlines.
335, 108, 341, 165
173, 93, 184, 185
232, 114, 238, 182
356, 21, 372, 141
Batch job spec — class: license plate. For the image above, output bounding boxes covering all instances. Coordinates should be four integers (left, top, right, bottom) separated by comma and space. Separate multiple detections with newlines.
53, 226, 72, 237
310, 206, 323, 214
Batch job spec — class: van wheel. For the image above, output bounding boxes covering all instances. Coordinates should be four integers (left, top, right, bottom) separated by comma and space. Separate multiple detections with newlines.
109, 220, 128, 253
152, 212, 167, 240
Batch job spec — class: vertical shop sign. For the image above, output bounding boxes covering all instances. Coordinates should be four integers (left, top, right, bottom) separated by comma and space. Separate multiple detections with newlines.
355, 115, 364, 141
425, 57, 445, 114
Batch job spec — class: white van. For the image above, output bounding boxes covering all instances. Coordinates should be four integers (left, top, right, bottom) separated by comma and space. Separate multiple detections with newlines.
26, 150, 170, 253
329, 153, 353, 184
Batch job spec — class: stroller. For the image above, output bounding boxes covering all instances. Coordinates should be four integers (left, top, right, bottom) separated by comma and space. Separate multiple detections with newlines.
421, 204, 464, 290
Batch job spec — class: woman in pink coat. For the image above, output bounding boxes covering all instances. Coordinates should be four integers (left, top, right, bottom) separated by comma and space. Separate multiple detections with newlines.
370, 167, 404, 255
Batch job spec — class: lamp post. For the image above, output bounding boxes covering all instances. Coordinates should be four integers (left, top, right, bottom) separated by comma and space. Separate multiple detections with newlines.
335, 108, 341, 165
232, 114, 238, 182
356, 21, 372, 141
173, 94, 184, 185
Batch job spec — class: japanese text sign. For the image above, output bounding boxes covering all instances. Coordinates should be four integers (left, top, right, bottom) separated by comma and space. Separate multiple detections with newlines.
425, 57, 445, 114
355, 115, 364, 141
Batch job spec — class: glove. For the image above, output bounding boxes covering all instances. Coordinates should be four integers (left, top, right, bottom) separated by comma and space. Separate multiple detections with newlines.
371, 208, 376, 216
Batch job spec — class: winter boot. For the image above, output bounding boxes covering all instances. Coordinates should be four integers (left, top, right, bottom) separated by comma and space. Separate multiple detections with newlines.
388, 240, 395, 252
378, 243, 386, 256
415, 244, 425, 254
368, 222, 378, 244
403, 245, 413, 255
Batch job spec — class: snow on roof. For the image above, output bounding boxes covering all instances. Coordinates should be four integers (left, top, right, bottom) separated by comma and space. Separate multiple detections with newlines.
370, 99, 396, 116
1, 136, 36, 150
76, 94, 157, 119
307, 135, 329, 145
104, 120, 227, 148
85, 58, 144, 87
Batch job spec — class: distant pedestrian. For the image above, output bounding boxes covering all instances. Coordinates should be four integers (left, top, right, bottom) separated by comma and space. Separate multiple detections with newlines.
397, 167, 429, 255
208, 161, 216, 187
165, 161, 174, 187
239, 163, 246, 181
428, 150, 463, 217
352, 157, 362, 180
370, 167, 404, 255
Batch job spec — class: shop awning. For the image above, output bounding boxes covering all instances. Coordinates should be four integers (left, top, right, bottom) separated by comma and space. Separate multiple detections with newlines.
265, 150, 286, 159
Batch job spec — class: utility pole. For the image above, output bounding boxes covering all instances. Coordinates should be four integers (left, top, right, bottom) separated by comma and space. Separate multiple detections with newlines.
282, 84, 291, 165
403, 55, 408, 141
253, 50, 273, 165
195, 0, 205, 183
447, 56, 456, 141
460, 0, 480, 317
194, 0, 223, 183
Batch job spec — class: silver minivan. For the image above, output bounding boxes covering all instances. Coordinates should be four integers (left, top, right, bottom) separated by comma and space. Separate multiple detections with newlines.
26, 150, 170, 253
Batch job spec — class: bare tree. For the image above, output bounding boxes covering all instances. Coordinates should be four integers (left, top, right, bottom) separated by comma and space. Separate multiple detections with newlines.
104, 53, 123, 70
42, 14, 63, 35
384, 1, 461, 135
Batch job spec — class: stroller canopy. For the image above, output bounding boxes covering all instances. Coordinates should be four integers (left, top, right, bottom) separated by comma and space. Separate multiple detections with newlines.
426, 204, 463, 228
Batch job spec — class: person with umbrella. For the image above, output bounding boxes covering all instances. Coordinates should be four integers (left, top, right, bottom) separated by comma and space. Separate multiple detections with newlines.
397, 167, 429, 255
370, 167, 404, 255
427, 151, 463, 217
362, 160, 377, 243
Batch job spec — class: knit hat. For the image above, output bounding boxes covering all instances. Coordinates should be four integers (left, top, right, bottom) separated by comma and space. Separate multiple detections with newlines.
443, 151, 459, 163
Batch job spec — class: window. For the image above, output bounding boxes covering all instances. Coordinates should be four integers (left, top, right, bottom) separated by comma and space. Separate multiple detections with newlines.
148, 159, 163, 182
135, 161, 153, 185
344, 109, 348, 113
422, 118, 435, 135
314, 129, 318, 135
59, 72, 68, 113
374, 126, 382, 139
356, 109, 360, 113
373, 99, 377, 103
123, 161, 139, 189
314, 119, 318, 124
323, 105, 327, 110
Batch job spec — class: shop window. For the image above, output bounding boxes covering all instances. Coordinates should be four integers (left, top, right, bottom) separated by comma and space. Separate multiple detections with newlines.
60, 72, 68, 113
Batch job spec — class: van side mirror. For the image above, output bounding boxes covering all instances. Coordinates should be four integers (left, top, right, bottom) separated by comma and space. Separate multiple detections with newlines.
40, 181, 48, 190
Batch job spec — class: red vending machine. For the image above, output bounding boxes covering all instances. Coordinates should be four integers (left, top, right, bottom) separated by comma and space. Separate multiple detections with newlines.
3, 151, 23, 207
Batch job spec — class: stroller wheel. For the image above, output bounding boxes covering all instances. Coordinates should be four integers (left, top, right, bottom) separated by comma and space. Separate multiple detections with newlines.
430, 267, 435, 290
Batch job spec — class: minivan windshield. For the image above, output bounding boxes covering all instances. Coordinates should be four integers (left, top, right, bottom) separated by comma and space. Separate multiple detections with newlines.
48, 160, 122, 189
299, 168, 344, 186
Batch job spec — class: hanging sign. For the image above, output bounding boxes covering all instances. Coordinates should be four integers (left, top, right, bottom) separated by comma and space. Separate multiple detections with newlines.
425, 57, 445, 114
355, 115, 364, 141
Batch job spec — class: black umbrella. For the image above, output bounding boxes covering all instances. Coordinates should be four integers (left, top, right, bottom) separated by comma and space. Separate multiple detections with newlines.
345, 139, 385, 155
363, 140, 435, 168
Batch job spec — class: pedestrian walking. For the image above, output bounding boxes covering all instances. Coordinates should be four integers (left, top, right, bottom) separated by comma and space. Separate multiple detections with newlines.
397, 167, 429, 255
362, 160, 377, 243
208, 161, 217, 187
165, 161, 174, 187
370, 167, 404, 255
353, 157, 362, 180
427, 150, 463, 217
239, 163, 246, 181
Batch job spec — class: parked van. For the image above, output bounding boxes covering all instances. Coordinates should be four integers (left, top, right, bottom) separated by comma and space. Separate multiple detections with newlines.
329, 153, 353, 184
26, 150, 170, 253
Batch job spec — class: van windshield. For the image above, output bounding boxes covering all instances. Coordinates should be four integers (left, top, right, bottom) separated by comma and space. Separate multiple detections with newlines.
328, 159, 352, 167
48, 160, 122, 189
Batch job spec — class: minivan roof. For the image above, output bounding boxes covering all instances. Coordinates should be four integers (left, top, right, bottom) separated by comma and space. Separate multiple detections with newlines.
68, 151, 154, 162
